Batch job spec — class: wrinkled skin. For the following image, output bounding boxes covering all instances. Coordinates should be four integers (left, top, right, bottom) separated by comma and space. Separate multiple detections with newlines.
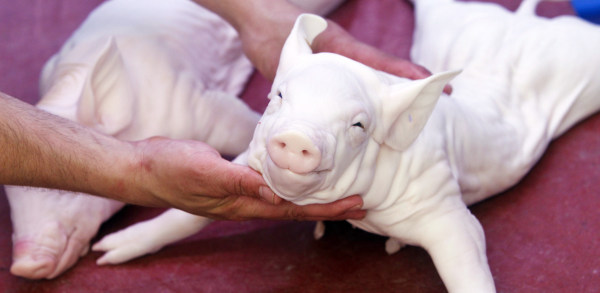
243, 2, 600, 292
5, 0, 371, 279
48, 1, 600, 292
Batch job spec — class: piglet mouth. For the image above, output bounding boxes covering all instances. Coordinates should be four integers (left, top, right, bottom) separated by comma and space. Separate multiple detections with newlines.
266, 156, 331, 176
257, 124, 336, 201
262, 157, 327, 201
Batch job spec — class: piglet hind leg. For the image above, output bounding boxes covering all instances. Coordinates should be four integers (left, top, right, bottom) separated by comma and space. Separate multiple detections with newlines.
5, 186, 124, 279
194, 90, 261, 157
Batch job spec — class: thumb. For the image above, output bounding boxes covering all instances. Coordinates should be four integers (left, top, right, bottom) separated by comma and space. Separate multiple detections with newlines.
212, 159, 280, 204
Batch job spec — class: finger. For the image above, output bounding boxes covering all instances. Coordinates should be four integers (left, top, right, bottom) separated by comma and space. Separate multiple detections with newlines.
384, 59, 453, 95
443, 84, 453, 95
229, 194, 366, 221
385, 58, 432, 80
289, 194, 365, 221
209, 158, 279, 203
313, 20, 451, 94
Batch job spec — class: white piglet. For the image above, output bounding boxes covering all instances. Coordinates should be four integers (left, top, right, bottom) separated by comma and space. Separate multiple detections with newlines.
89, 0, 600, 292
5, 0, 260, 279
245, 1, 600, 292
5, 0, 345, 280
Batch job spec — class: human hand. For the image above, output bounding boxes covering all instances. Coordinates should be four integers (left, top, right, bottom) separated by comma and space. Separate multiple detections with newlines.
228, 1, 451, 93
125, 137, 366, 221
311, 20, 451, 94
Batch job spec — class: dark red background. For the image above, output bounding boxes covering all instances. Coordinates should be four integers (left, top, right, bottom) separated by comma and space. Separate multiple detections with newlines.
1, 0, 598, 292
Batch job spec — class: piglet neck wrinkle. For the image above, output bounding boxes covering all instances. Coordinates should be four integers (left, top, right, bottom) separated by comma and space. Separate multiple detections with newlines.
329, 138, 383, 208
357, 139, 429, 211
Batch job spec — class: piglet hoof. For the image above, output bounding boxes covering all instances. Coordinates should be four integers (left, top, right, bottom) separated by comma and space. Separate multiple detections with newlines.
6, 186, 123, 279
92, 224, 163, 265
10, 221, 91, 279
313, 221, 325, 240
385, 238, 405, 255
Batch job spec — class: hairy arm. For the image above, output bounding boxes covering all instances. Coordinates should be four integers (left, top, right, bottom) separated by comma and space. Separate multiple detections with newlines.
193, 0, 301, 81
1, 92, 365, 220
0, 92, 133, 196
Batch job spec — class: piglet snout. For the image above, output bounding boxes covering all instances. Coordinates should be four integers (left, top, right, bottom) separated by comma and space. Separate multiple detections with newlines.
267, 130, 322, 174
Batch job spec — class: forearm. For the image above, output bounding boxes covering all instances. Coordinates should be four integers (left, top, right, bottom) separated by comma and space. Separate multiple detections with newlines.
192, 0, 302, 80
189, 0, 432, 86
0, 92, 141, 203
192, 0, 300, 32
0, 90, 365, 221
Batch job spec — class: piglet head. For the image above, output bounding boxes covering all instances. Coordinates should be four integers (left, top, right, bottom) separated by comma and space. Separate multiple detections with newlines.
245, 14, 459, 205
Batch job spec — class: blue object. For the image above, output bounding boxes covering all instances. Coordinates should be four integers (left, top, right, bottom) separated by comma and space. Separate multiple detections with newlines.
572, 0, 600, 24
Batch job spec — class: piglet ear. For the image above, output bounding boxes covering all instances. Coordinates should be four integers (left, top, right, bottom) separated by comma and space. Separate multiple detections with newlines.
273, 14, 327, 84
78, 37, 136, 135
374, 70, 461, 151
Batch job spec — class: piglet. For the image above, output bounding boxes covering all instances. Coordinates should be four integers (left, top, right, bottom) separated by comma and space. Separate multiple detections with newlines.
5, 0, 350, 279
246, 1, 600, 292
91, 0, 600, 292
5, 0, 259, 279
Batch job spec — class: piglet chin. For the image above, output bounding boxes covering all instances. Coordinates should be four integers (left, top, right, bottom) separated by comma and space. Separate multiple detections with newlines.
263, 158, 329, 205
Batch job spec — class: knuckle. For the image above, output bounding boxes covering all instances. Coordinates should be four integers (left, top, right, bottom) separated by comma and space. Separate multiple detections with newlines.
286, 207, 307, 221
233, 177, 246, 196
225, 171, 247, 197
218, 197, 248, 221
203, 198, 237, 220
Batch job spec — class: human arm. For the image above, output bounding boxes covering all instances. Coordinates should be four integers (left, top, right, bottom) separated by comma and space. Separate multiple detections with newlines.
192, 0, 445, 91
0, 92, 365, 220
0, 91, 133, 197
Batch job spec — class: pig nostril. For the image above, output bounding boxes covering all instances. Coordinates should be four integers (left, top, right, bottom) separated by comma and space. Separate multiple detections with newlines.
267, 131, 323, 173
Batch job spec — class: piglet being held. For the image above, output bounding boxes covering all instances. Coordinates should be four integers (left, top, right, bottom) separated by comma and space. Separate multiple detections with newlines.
242, 3, 600, 291
89, 1, 600, 292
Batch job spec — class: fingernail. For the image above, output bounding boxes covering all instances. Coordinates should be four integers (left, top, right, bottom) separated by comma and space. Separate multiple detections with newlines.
444, 84, 453, 95
349, 204, 363, 211
272, 194, 282, 205
259, 186, 276, 203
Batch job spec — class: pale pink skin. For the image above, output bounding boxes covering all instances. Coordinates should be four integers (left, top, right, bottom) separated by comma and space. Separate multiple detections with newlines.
90, 4, 599, 292
6, 0, 347, 279
12, 1, 600, 292
245, 2, 600, 292
6, 187, 123, 279
5, 0, 258, 279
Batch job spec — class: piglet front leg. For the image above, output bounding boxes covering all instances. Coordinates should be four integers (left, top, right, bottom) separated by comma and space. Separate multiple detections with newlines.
412, 202, 495, 293
91, 150, 255, 265
5, 186, 123, 279
92, 209, 212, 265
314, 221, 326, 240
